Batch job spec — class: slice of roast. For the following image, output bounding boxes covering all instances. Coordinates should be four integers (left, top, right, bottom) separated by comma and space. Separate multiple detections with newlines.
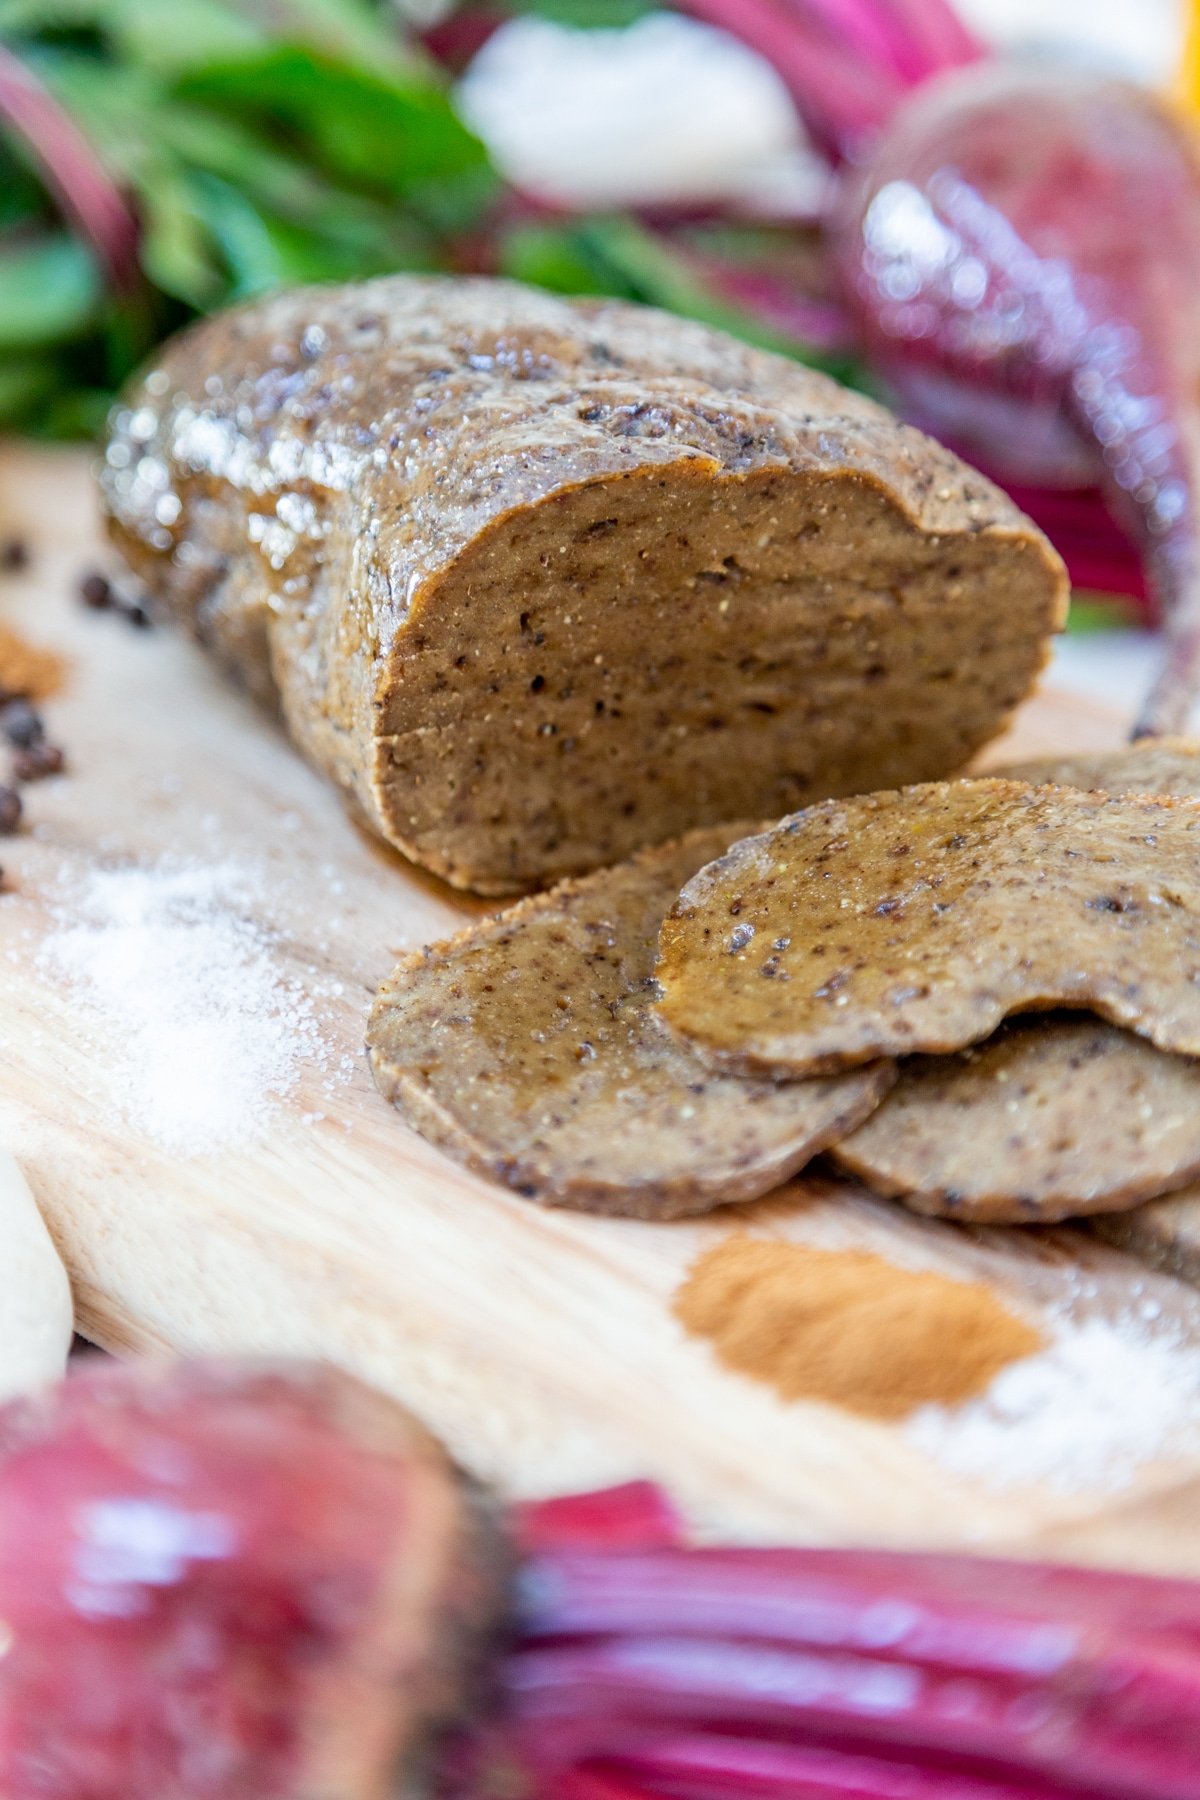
991, 739, 1200, 1252
832, 1014, 1200, 1223
655, 779, 1200, 1077
367, 825, 892, 1218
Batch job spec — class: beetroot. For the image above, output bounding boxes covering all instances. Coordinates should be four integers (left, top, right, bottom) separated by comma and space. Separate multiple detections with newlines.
835, 65, 1200, 733
0, 1358, 503, 1800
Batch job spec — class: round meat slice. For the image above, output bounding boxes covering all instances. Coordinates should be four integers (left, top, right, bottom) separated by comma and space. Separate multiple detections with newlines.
367, 826, 893, 1217
999, 737, 1200, 798
831, 1015, 1200, 1223
655, 779, 1200, 1077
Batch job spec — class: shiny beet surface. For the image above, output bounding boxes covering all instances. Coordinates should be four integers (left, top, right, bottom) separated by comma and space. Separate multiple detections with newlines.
837, 65, 1200, 732
0, 1358, 475, 1799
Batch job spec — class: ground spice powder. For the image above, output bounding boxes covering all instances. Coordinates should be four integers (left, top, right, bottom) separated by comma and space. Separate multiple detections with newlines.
674, 1238, 1044, 1420
0, 624, 66, 700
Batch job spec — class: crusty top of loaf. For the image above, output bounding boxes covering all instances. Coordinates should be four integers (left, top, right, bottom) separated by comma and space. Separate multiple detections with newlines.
104, 273, 1049, 644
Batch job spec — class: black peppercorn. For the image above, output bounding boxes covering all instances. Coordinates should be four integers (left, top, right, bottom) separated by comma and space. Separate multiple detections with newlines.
79, 571, 113, 610
12, 741, 63, 782
1, 698, 44, 748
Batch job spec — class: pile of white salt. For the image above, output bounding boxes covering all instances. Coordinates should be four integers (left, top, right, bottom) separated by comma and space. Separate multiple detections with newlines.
38, 859, 341, 1157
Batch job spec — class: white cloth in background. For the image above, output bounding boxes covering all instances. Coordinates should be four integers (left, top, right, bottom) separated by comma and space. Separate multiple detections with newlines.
959, 0, 1182, 84
457, 14, 814, 210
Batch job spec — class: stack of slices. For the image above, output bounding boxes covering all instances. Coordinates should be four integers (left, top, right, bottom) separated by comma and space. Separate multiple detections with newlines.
368, 739, 1200, 1233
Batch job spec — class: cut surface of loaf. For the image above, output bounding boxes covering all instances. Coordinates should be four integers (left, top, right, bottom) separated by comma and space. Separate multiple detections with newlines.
102, 275, 1067, 893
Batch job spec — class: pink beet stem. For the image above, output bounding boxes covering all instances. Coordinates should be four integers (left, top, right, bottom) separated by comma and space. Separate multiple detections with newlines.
872, 0, 984, 74
517, 1556, 1092, 1675
581, 1730, 1106, 1800
0, 43, 138, 288
792, 0, 941, 87
502, 1632, 1200, 1799
517, 1549, 1200, 1656
787, 0, 909, 81
673, 0, 904, 154
556, 1769, 663, 1800
515, 1484, 685, 1555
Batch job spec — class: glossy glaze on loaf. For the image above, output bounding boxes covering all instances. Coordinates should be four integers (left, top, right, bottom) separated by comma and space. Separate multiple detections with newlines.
101, 275, 1067, 893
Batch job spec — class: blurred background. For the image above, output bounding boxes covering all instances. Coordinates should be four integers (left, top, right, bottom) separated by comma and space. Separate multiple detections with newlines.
0, 0, 1193, 709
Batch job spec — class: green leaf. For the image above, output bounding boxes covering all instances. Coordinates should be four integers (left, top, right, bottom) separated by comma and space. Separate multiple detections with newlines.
0, 0, 401, 68
155, 103, 423, 248
0, 147, 49, 230
0, 351, 61, 428
0, 0, 115, 33
576, 217, 801, 349
405, 162, 499, 235
174, 46, 490, 196
178, 179, 287, 297
253, 0, 406, 70
0, 234, 100, 347
503, 214, 796, 344
1065, 595, 1137, 634
137, 161, 223, 305
22, 47, 159, 186
37, 382, 112, 438
501, 0, 656, 24
188, 173, 433, 299
501, 222, 637, 299
103, 0, 265, 76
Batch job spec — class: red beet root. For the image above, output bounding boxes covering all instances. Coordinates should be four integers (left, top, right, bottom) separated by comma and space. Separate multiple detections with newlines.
835, 65, 1200, 733
0, 1358, 503, 1800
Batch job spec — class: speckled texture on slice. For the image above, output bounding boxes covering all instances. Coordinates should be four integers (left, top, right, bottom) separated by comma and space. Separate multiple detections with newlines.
656, 779, 1200, 1077
832, 1014, 1200, 1223
999, 737, 1200, 799
995, 739, 1200, 1263
101, 274, 1065, 894
366, 825, 892, 1217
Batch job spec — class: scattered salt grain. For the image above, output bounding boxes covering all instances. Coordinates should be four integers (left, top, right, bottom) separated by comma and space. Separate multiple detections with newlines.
39, 859, 338, 1157
907, 1314, 1200, 1493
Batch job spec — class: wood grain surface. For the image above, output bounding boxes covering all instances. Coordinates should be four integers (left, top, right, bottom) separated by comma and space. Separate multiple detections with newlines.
4, 442, 1200, 1571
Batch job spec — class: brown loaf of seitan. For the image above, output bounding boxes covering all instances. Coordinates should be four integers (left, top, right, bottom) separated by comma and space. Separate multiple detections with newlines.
100, 275, 1067, 894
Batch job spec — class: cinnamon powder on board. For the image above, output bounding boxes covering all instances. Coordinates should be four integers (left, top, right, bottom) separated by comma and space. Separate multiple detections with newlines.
674, 1239, 1043, 1420
0, 624, 66, 700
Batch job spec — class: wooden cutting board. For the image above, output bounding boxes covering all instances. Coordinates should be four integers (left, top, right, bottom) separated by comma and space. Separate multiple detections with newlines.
4, 440, 1200, 1574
